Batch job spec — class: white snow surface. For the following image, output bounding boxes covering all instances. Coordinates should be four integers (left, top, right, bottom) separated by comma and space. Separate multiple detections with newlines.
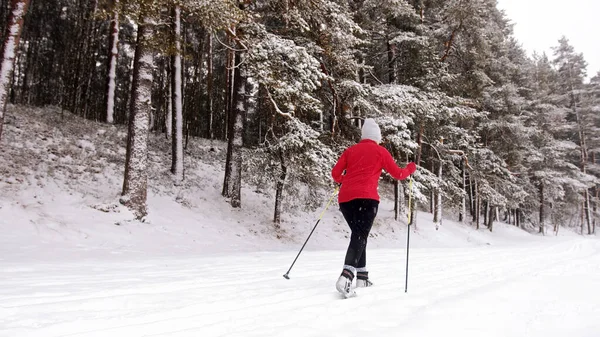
1, 106, 599, 336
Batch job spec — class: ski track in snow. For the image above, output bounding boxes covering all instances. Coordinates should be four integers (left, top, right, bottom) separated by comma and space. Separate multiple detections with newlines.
1, 239, 600, 337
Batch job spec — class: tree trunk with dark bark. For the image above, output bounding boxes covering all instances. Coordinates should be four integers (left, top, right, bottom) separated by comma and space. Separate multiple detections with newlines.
539, 183, 545, 234
223, 47, 246, 208
274, 150, 287, 224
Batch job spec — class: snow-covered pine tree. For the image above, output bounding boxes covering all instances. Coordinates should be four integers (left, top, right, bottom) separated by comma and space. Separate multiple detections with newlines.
247, 118, 337, 224
552, 37, 595, 234
580, 72, 600, 233
525, 52, 569, 234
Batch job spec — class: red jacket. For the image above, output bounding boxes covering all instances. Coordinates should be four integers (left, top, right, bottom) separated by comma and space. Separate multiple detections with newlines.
331, 140, 416, 203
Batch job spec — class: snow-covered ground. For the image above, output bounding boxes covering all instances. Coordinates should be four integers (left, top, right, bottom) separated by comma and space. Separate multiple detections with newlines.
1, 106, 599, 336
2, 239, 599, 337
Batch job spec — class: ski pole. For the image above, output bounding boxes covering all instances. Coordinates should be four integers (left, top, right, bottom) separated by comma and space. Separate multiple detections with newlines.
283, 186, 339, 279
405, 176, 413, 293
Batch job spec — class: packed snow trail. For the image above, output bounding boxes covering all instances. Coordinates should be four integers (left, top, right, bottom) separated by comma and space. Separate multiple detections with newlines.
1, 239, 599, 337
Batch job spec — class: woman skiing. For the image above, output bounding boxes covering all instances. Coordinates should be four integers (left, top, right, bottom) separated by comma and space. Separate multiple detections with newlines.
331, 118, 416, 297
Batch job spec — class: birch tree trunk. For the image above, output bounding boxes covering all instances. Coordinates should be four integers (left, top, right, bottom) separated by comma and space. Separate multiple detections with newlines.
121, 17, 154, 220
0, 0, 30, 140
106, 0, 119, 124
170, 4, 183, 182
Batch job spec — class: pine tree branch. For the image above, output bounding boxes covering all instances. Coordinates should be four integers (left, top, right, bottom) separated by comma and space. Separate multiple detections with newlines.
265, 87, 293, 118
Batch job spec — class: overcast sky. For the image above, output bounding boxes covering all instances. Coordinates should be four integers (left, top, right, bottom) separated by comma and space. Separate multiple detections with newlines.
496, 0, 599, 81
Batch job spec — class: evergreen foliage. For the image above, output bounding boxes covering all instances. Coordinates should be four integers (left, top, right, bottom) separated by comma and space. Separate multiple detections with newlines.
1, 0, 598, 232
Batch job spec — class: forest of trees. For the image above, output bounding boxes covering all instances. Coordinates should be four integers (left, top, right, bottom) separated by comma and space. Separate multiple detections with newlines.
0, 0, 598, 234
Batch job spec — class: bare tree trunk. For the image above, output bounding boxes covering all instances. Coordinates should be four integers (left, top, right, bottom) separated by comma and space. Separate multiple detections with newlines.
106, 0, 119, 124
165, 64, 172, 138
554, 209, 560, 234
483, 200, 488, 227
0, 0, 30, 140
170, 4, 183, 182
394, 180, 399, 220
581, 202, 585, 235
207, 33, 214, 139
121, 17, 154, 220
488, 205, 494, 232
386, 39, 396, 84
223, 46, 246, 208
469, 175, 474, 220
224, 32, 235, 140
539, 183, 545, 234
430, 161, 435, 214
434, 157, 442, 229
226, 50, 246, 208
72, 0, 98, 118
584, 190, 592, 234
319, 61, 340, 136
274, 150, 287, 224
594, 153, 598, 234
475, 182, 480, 230
594, 186, 598, 235
409, 124, 423, 228
459, 159, 466, 222
222, 36, 235, 197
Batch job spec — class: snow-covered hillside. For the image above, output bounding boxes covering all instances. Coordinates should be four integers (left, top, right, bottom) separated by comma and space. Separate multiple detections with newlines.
1, 106, 598, 337
1, 105, 550, 260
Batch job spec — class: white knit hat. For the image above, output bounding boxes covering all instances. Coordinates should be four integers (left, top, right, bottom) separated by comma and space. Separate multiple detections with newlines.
361, 118, 381, 143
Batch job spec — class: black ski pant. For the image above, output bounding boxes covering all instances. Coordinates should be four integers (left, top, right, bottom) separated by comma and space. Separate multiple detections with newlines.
339, 198, 379, 270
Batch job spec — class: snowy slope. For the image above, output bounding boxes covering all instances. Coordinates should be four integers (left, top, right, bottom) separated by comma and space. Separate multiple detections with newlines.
0, 105, 549, 260
1, 105, 599, 336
